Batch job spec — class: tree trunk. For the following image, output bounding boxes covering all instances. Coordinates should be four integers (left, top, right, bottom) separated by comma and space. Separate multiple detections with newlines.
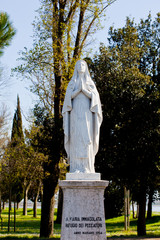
14, 201, 16, 232
136, 203, 139, 218
0, 190, 2, 224
8, 187, 12, 232
124, 187, 130, 230
33, 184, 40, 218
40, 1, 66, 237
0, 190, 2, 218
147, 188, 153, 219
132, 201, 135, 218
23, 183, 31, 216
2, 201, 5, 210
55, 188, 63, 224
33, 198, 37, 218
17, 202, 19, 210
39, 29, 62, 235
40, 175, 57, 238
137, 187, 146, 236
0, 190, 2, 230
39, 106, 61, 237
127, 190, 130, 229
23, 189, 27, 216
124, 187, 127, 230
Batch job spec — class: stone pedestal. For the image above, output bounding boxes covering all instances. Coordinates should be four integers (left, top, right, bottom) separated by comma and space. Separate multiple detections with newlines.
59, 179, 109, 240
66, 172, 101, 180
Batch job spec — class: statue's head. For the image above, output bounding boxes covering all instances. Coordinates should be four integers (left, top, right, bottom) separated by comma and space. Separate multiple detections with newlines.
76, 60, 86, 74
72, 60, 90, 82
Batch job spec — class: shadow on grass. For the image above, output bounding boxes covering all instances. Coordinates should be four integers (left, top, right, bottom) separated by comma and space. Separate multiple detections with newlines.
0, 236, 60, 240
146, 215, 160, 225
106, 215, 160, 239
0, 220, 40, 234
106, 218, 137, 233
108, 238, 160, 239
0, 238, 59, 240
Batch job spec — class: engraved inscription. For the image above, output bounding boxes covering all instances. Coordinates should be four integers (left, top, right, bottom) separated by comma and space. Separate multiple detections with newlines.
64, 216, 103, 235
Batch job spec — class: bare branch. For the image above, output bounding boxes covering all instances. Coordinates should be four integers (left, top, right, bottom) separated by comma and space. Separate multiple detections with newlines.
73, 0, 90, 59
65, 0, 80, 24
0, 104, 9, 155
80, 0, 117, 54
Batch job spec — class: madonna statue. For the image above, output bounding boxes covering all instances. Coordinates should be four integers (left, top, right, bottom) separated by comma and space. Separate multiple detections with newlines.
62, 60, 102, 173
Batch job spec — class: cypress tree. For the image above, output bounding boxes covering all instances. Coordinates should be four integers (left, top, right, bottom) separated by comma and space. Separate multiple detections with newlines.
7, 95, 24, 229
11, 95, 24, 145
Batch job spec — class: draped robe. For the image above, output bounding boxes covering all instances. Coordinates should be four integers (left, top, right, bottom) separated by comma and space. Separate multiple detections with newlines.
62, 76, 102, 173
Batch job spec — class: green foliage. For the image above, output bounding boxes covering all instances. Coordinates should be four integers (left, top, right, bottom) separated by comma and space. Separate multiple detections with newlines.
104, 182, 124, 219
11, 96, 24, 145
91, 13, 160, 187
137, 13, 160, 76
1, 97, 24, 203
14, 0, 117, 112
0, 12, 16, 56
29, 104, 65, 176
88, 15, 160, 230
1, 98, 46, 205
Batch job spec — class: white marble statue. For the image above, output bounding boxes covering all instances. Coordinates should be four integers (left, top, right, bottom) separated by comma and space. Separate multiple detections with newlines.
62, 60, 102, 173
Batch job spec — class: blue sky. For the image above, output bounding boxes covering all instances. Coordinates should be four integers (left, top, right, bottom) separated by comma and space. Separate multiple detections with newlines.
0, 0, 159, 130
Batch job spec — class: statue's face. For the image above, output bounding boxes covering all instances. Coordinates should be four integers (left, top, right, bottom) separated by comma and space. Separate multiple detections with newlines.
77, 61, 86, 74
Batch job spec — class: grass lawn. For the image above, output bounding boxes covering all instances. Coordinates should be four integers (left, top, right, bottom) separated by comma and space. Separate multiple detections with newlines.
106, 213, 160, 238
0, 208, 159, 239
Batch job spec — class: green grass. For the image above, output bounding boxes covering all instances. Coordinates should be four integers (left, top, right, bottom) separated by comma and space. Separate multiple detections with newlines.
106, 212, 160, 238
0, 208, 159, 239
0, 208, 41, 239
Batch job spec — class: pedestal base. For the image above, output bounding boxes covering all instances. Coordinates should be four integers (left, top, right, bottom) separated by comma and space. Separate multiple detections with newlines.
59, 180, 109, 240
66, 172, 101, 180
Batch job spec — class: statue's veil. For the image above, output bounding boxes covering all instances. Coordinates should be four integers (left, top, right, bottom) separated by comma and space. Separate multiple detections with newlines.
70, 60, 92, 84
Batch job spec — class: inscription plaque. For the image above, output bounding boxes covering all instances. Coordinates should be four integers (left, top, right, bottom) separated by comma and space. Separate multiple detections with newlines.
65, 216, 103, 236
59, 180, 109, 240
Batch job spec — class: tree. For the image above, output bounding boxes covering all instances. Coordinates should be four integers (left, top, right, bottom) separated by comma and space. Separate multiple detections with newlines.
2, 96, 24, 230
10, 96, 24, 211
11, 95, 24, 145
24, 121, 47, 217
0, 12, 16, 56
89, 14, 160, 236
18, 144, 44, 216
0, 13, 16, 228
15, 0, 117, 237
1, 144, 19, 232
0, 11, 15, 155
136, 13, 160, 235
1, 96, 44, 223
28, 179, 42, 218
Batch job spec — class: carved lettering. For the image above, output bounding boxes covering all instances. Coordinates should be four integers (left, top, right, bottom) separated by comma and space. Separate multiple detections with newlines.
82, 231, 94, 234
81, 217, 102, 221
79, 223, 84, 228
74, 231, 81, 235
65, 223, 78, 228
65, 216, 103, 232
85, 223, 102, 228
